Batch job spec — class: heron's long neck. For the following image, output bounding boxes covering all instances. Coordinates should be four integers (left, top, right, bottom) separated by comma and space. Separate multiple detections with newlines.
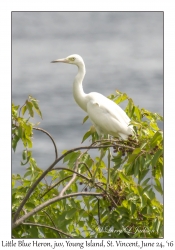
73, 64, 87, 112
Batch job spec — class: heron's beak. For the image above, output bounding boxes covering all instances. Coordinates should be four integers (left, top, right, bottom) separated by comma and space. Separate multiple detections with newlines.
51, 58, 68, 63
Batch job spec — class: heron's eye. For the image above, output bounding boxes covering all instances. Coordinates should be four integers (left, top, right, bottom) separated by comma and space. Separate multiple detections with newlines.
70, 57, 75, 61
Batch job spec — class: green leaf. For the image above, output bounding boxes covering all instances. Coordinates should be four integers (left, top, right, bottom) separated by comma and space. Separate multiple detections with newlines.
140, 142, 148, 150
150, 131, 163, 147
159, 160, 163, 177
81, 130, 92, 143
28, 95, 37, 101
22, 105, 27, 116
144, 154, 154, 167
144, 189, 155, 200
116, 206, 129, 217
12, 104, 20, 120
22, 150, 27, 161
139, 155, 145, 171
78, 221, 85, 227
21, 156, 30, 166
126, 98, 134, 117
65, 208, 77, 220
141, 177, 150, 186
114, 93, 127, 104
127, 154, 138, 164
118, 171, 130, 183
63, 151, 80, 168
156, 219, 161, 234
150, 121, 159, 131
134, 106, 141, 121
79, 209, 88, 218
23, 135, 33, 148
23, 171, 32, 179
25, 202, 35, 209
151, 149, 163, 167
12, 136, 19, 152
134, 158, 139, 177
142, 185, 151, 194
83, 196, 90, 210
132, 148, 141, 155
140, 194, 147, 208
30, 99, 43, 119
130, 106, 135, 118
30, 226, 38, 238
108, 94, 115, 100
113, 161, 122, 170
154, 178, 163, 195
71, 183, 78, 192
152, 218, 158, 233
18, 126, 23, 138
138, 168, 149, 184
82, 115, 89, 124
26, 100, 34, 117
125, 162, 134, 176
130, 202, 136, 215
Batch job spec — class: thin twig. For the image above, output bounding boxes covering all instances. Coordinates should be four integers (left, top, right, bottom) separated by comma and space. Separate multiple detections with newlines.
12, 192, 103, 229
43, 210, 57, 228
52, 167, 91, 182
42, 210, 61, 238
40, 175, 73, 199
78, 162, 93, 178
33, 127, 58, 159
22, 222, 72, 238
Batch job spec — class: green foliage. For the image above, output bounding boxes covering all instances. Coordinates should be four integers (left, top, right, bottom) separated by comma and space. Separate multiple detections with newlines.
12, 92, 163, 238
12, 95, 42, 167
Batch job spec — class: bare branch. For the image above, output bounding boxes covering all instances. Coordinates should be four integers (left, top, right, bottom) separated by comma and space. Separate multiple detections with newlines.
22, 222, 72, 238
33, 127, 58, 159
13, 144, 113, 222
59, 151, 85, 197
52, 167, 118, 208
12, 192, 103, 229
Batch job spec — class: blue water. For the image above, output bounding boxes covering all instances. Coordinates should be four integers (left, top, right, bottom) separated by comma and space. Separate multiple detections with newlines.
12, 12, 163, 178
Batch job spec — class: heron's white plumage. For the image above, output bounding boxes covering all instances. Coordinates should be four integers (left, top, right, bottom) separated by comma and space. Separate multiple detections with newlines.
51, 54, 134, 140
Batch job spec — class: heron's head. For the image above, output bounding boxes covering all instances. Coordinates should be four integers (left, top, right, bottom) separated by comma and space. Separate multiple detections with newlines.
51, 54, 84, 67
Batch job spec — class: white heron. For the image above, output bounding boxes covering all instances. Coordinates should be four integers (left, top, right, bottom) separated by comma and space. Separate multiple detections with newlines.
51, 54, 134, 140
